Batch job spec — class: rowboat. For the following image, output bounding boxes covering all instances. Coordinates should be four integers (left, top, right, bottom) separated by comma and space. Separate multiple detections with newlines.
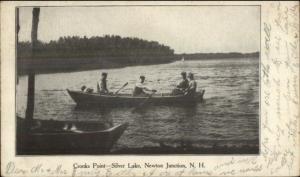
17, 117, 128, 154
67, 89, 205, 107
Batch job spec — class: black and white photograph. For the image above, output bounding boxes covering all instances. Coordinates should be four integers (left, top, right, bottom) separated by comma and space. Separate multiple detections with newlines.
16, 6, 260, 155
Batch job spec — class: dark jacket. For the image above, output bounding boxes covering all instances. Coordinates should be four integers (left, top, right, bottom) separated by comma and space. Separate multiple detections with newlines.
177, 79, 189, 89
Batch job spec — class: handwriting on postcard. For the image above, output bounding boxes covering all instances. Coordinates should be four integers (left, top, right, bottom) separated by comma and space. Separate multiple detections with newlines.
260, 2, 299, 176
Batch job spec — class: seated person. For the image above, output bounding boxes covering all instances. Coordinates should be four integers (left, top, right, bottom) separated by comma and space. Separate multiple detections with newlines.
185, 72, 197, 96
81, 85, 93, 93
171, 71, 189, 95
97, 72, 109, 94
132, 75, 156, 96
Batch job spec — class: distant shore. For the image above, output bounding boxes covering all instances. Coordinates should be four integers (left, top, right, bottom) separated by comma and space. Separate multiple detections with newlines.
17, 52, 259, 75
178, 51, 259, 60
17, 56, 175, 75
17, 36, 259, 75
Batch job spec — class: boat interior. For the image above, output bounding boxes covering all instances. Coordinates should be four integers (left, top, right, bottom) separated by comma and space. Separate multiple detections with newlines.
17, 117, 108, 133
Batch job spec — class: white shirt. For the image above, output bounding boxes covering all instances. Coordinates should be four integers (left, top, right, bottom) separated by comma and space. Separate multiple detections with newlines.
135, 82, 152, 91
188, 80, 197, 92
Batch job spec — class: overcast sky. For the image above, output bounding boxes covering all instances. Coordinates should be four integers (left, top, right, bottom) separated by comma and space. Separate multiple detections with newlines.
19, 6, 260, 54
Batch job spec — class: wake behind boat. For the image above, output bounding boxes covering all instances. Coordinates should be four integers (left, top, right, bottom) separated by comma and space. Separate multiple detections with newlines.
67, 89, 205, 107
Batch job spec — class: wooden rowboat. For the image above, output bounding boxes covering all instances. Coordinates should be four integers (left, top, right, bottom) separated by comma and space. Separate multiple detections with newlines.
17, 117, 128, 154
67, 89, 205, 107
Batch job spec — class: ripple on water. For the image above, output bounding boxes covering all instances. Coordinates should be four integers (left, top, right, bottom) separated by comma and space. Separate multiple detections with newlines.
17, 58, 259, 151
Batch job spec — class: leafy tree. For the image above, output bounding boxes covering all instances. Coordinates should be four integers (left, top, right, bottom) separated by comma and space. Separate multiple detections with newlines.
17, 35, 175, 65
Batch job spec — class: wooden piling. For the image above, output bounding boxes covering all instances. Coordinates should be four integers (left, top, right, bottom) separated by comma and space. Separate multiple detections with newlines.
25, 8, 40, 121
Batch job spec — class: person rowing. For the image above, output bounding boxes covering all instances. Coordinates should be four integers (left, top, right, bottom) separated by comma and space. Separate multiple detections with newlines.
171, 71, 189, 95
97, 72, 109, 94
132, 75, 157, 96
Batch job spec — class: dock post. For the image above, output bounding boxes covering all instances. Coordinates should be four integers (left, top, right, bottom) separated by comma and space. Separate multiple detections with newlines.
25, 8, 40, 121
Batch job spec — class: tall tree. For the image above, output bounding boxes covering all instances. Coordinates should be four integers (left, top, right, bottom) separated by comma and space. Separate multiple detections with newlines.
25, 8, 40, 121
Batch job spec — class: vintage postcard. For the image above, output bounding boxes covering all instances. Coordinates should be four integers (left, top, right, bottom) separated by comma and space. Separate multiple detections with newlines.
1, 1, 299, 177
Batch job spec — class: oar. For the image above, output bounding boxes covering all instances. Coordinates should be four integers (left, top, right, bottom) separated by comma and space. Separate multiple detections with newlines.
114, 82, 128, 94
131, 91, 156, 113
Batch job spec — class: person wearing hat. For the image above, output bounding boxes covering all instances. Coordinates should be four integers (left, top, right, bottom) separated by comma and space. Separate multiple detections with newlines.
185, 72, 197, 96
171, 71, 189, 95
97, 72, 109, 94
132, 75, 156, 96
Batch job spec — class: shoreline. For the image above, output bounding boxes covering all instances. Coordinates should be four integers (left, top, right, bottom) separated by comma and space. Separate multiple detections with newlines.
19, 144, 259, 155
17, 57, 174, 75
17, 56, 259, 76
111, 139, 259, 154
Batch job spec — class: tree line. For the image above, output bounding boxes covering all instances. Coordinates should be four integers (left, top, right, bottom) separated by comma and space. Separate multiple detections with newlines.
17, 35, 175, 64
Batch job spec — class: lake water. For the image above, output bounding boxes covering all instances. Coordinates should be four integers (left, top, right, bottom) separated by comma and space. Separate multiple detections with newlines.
17, 58, 259, 153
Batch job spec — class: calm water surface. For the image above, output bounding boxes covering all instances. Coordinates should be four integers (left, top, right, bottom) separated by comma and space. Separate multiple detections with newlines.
17, 58, 259, 151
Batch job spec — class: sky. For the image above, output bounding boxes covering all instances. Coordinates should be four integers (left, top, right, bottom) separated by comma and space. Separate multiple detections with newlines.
18, 6, 260, 54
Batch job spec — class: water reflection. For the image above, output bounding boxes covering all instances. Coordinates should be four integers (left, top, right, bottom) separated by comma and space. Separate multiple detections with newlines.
72, 105, 115, 127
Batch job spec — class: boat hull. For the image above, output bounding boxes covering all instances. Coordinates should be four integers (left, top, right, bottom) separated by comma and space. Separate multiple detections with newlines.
67, 89, 205, 107
17, 117, 128, 154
